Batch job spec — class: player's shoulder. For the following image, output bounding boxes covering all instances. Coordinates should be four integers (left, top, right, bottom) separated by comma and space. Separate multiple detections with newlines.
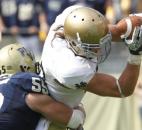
9, 72, 48, 94
12, 72, 40, 79
10, 72, 41, 84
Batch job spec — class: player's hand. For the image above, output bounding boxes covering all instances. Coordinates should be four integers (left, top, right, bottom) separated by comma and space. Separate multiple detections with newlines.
67, 103, 86, 130
123, 25, 142, 55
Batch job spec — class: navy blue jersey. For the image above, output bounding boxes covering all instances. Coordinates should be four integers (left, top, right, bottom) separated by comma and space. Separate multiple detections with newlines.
0, 72, 48, 130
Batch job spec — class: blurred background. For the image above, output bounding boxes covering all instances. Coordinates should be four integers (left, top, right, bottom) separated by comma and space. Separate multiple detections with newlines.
0, 0, 142, 130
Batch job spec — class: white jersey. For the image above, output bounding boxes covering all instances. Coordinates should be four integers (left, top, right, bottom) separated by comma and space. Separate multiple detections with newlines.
37, 5, 97, 130
41, 37, 97, 107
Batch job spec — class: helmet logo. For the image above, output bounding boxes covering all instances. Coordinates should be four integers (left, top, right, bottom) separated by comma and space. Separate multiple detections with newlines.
18, 47, 34, 60
20, 65, 31, 72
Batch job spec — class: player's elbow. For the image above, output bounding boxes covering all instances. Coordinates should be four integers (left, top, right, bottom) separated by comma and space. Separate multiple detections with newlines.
123, 91, 133, 97
122, 88, 134, 97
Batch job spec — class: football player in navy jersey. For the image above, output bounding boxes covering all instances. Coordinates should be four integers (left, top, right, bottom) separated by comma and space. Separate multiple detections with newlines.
0, 43, 85, 130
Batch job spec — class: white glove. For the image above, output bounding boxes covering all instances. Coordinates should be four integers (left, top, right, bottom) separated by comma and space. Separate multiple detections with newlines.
67, 103, 86, 129
123, 25, 142, 55
35, 118, 50, 130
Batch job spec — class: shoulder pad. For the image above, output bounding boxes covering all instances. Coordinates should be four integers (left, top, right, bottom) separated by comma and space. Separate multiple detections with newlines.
9, 72, 48, 94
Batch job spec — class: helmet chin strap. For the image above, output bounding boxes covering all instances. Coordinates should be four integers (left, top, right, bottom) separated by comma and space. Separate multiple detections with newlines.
67, 33, 112, 63
76, 32, 82, 43
68, 41, 98, 64
68, 41, 87, 58
67, 32, 96, 59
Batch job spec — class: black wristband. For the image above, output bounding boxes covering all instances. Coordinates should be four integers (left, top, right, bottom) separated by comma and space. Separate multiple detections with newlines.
129, 44, 142, 55
129, 49, 140, 55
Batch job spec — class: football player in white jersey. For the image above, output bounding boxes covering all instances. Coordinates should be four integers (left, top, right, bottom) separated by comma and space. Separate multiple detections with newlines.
39, 5, 142, 130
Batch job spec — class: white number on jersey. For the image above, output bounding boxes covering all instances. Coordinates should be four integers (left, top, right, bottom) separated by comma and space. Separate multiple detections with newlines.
32, 77, 48, 94
0, 93, 4, 109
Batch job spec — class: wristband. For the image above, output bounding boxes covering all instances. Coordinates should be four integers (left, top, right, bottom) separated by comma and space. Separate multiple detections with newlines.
116, 79, 125, 97
121, 18, 132, 39
0, 31, 1, 42
128, 54, 141, 65
67, 109, 85, 129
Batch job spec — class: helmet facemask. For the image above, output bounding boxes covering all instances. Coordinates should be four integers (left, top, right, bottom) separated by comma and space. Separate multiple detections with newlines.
67, 33, 112, 63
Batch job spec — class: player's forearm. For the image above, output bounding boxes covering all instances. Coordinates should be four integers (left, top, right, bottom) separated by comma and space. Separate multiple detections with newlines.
109, 24, 126, 42
109, 15, 142, 42
118, 63, 140, 97
86, 63, 140, 97
26, 93, 85, 129
42, 101, 85, 129
41, 101, 72, 125
26, 94, 72, 125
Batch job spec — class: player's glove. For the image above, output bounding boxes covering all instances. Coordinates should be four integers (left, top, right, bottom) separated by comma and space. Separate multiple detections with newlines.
123, 25, 142, 55
122, 25, 142, 65
67, 103, 86, 130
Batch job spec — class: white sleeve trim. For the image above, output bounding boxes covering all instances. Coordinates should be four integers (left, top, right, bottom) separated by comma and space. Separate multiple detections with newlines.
116, 79, 125, 97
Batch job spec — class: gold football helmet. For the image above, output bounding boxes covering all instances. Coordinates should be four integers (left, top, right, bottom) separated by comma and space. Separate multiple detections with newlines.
0, 43, 36, 75
64, 7, 112, 63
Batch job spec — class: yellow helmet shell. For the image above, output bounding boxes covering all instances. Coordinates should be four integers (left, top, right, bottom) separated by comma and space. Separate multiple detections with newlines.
0, 43, 36, 74
64, 7, 109, 44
